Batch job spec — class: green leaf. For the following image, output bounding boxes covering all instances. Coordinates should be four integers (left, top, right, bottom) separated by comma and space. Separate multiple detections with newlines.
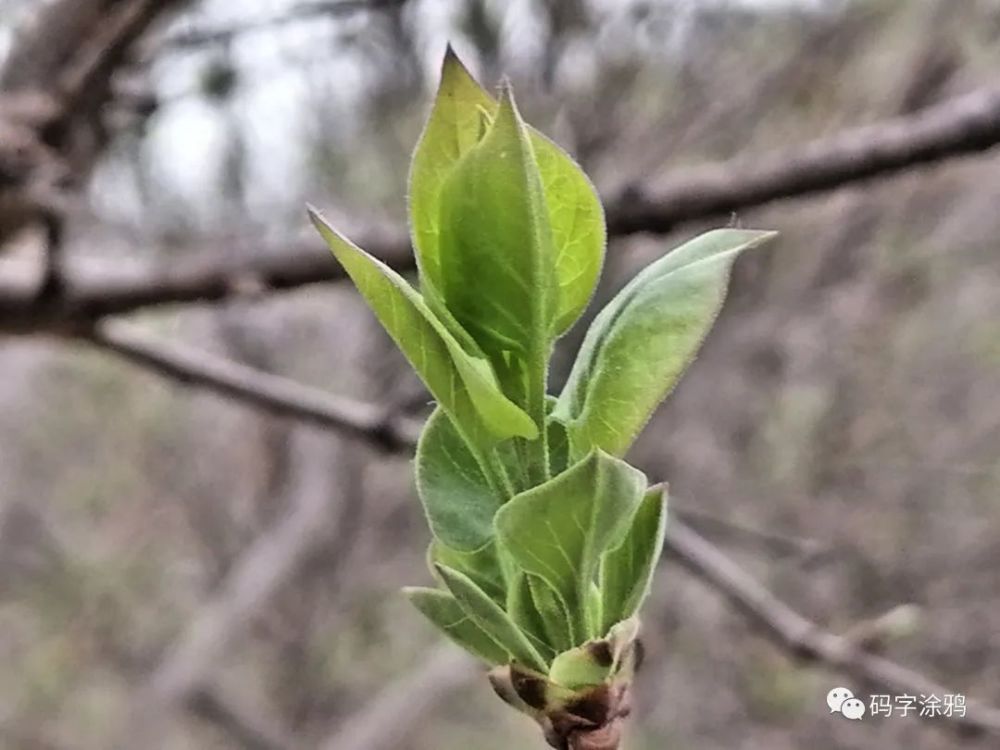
409, 47, 497, 288
543, 394, 570, 478
549, 641, 615, 690
410, 50, 604, 340
309, 208, 537, 446
527, 575, 574, 654
531, 132, 605, 336
494, 451, 647, 641
507, 574, 557, 663
599, 486, 668, 634
417, 408, 502, 551
436, 564, 548, 672
437, 85, 556, 385
403, 587, 509, 665
555, 229, 777, 457
429, 539, 506, 605
546, 414, 570, 478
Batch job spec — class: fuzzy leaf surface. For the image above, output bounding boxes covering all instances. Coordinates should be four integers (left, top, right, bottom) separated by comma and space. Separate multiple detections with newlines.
404, 587, 509, 665
437, 87, 556, 387
599, 486, 668, 634
436, 564, 548, 672
507, 573, 558, 663
408, 47, 497, 287
548, 642, 615, 690
417, 408, 502, 550
555, 229, 777, 457
494, 451, 647, 641
310, 208, 537, 445
410, 51, 604, 339
528, 575, 574, 654
429, 539, 506, 605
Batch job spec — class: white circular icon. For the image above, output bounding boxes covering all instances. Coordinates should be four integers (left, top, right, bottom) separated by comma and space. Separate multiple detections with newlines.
841, 698, 866, 720
827, 687, 854, 713
827, 687, 865, 720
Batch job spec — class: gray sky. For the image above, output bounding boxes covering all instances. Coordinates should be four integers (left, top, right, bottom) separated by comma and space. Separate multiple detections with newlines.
3, 0, 837, 236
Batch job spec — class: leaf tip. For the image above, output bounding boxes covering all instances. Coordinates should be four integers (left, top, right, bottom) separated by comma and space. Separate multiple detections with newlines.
737, 228, 780, 249
495, 78, 523, 123
729, 228, 779, 257
439, 42, 476, 89
518, 416, 541, 441
306, 203, 332, 235
434, 563, 471, 599
307, 206, 366, 265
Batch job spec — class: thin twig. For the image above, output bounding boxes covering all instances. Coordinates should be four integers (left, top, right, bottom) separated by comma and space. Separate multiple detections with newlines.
69, 325, 1000, 742
317, 645, 478, 750
116, 435, 342, 748
671, 502, 828, 560
3, 83, 1000, 331
160, 0, 402, 51
84, 319, 421, 451
56, 0, 190, 118
186, 685, 300, 750
665, 519, 1000, 740
606, 84, 1000, 235
0, 0, 189, 294
73, 322, 1000, 737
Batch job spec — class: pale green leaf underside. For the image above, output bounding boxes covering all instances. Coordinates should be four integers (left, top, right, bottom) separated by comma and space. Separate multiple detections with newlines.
437, 564, 548, 672
494, 451, 647, 642
555, 229, 777, 457
309, 208, 537, 443
409, 50, 604, 339
599, 485, 668, 634
403, 587, 509, 665
417, 408, 501, 551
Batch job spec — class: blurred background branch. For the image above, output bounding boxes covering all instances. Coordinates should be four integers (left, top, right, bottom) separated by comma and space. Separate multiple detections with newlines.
118, 430, 355, 746
85, 318, 421, 450
3, 80, 1000, 332
317, 645, 477, 750
665, 521, 1000, 740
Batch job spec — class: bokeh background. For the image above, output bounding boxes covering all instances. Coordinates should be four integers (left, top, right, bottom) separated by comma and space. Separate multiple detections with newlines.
1, 1, 999, 748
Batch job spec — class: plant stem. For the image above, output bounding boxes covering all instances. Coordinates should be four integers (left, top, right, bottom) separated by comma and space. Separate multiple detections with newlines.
495, 352, 549, 488
525, 348, 550, 486
568, 719, 623, 750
